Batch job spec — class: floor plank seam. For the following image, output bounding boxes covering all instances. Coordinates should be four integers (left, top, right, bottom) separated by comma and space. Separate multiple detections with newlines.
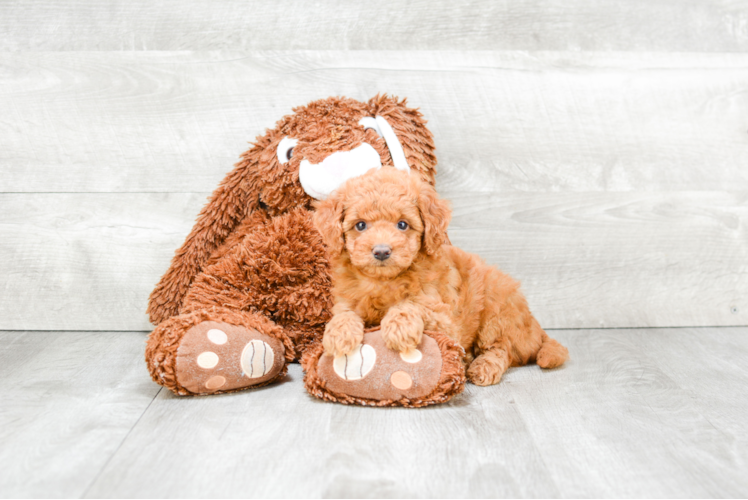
0, 191, 211, 195
0, 330, 152, 333
545, 324, 748, 331
79, 386, 163, 499
2, 325, 745, 334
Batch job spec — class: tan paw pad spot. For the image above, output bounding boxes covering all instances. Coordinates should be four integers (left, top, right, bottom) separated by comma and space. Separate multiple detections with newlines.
390, 371, 413, 390
399, 348, 423, 363
206, 328, 228, 345
241, 339, 274, 378
205, 375, 226, 390
333, 344, 376, 381
197, 351, 219, 369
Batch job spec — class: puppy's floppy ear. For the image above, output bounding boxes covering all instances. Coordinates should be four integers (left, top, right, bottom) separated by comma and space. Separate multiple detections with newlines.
416, 180, 451, 255
313, 190, 346, 256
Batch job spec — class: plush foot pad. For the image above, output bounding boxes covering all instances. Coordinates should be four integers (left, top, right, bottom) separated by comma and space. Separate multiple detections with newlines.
175, 321, 285, 395
303, 329, 466, 407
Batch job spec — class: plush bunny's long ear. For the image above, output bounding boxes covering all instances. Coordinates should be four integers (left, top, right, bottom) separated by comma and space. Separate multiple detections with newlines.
147, 149, 261, 324
367, 94, 437, 185
312, 190, 346, 257
416, 180, 451, 255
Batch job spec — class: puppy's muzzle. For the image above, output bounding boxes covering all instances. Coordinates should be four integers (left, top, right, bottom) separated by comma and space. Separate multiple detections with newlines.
372, 244, 392, 261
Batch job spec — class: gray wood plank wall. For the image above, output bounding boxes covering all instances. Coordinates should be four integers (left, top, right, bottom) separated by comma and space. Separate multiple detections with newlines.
1, 2, 746, 332
3, 0, 748, 52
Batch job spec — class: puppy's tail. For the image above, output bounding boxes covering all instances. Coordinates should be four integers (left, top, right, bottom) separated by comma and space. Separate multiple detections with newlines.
536, 324, 569, 369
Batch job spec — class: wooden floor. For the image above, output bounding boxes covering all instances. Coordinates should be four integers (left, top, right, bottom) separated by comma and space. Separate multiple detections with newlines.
1, 327, 747, 498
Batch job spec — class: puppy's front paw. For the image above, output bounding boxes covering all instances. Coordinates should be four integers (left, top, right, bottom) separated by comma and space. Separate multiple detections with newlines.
467, 355, 507, 386
323, 313, 364, 357
381, 307, 424, 352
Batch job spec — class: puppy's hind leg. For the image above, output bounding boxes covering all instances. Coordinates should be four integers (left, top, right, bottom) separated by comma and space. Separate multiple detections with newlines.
536, 328, 569, 369
467, 339, 511, 386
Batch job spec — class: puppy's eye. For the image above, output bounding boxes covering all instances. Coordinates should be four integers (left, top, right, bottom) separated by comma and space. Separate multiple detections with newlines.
276, 136, 298, 165
397, 221, 409, 231
355, 221, 367, 231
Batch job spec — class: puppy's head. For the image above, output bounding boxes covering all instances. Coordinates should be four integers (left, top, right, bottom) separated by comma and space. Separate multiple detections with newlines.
314, 168, 451, 279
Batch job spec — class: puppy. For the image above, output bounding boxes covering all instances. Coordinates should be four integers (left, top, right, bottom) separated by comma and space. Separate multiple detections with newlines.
313, 168, 568, 385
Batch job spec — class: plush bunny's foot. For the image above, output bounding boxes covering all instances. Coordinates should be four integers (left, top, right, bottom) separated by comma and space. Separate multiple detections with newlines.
302, 329, 466, 407
173, 321, 286, 395
146, 309, 294, 396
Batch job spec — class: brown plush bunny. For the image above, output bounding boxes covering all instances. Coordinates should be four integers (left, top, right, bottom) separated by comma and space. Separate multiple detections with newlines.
145, 95, 465, 406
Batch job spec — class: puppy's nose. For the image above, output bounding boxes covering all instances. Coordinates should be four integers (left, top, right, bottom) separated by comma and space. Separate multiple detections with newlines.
372, 244, 392, 261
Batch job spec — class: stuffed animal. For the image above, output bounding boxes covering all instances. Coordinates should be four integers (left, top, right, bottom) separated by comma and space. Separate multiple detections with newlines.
145, 95, 466, 406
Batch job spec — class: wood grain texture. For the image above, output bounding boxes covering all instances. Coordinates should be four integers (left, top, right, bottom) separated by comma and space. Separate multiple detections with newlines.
1, 191, 745, 331
2, 51, 748, 193
0, 192, 203, 332
504, 327, 748, 497
0, 331, 159, 498
2, 0, 748, 52
448, 190, 748, 330
85, 368, 560, 498
75, 327, 748, 498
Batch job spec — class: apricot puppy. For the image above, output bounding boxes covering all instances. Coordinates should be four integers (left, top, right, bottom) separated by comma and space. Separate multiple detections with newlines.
313, 168, 568, 386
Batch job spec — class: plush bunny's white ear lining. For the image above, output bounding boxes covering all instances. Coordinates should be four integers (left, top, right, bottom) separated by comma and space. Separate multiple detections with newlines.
375, 115, 409, 172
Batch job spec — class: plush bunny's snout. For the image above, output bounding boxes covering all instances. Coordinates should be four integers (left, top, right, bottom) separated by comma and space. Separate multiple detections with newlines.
299, 143, 382, 200
297, 115, 411, 201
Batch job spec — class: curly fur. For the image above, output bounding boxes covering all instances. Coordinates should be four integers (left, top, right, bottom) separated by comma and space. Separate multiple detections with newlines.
144, 95, 441, 396
314, 168, 569, 386
147, 95, 437, 326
